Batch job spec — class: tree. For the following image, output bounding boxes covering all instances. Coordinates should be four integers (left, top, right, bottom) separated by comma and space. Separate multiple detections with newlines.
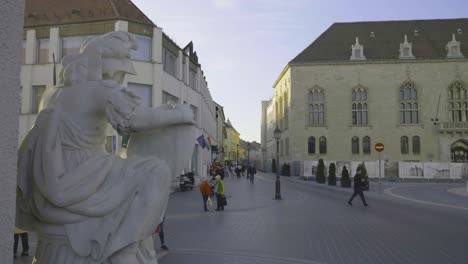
341, 166, 351, 187
359, 162, 370, 191
328, 163, 336, 185
272, 159, 276, 173
316, 159, 326, 183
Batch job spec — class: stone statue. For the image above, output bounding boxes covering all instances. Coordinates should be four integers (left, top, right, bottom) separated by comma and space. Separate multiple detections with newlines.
16, 31, 196, 264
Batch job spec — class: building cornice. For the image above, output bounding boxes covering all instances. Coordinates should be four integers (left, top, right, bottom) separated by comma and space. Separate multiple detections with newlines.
290, 58, 468, 67
272, 64, 290, 88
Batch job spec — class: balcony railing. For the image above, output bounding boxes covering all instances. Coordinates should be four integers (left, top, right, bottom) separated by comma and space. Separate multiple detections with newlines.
436, 122, 468, 132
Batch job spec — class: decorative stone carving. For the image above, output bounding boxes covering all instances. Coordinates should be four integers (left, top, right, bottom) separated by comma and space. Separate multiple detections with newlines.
350, 37, 366, 61
446, 33, 464, 59
16, 31, 195, 264
399, 35, 415, 59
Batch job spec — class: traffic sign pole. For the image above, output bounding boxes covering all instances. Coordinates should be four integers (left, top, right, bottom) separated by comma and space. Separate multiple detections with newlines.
379, 151, 381, 194
375, 143, 384, 194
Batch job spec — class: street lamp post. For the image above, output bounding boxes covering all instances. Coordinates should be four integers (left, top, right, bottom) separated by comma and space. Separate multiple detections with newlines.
273, 127, 282, 200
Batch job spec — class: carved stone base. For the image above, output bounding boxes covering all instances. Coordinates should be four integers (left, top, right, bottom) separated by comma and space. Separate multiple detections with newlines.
33, 233, 158, 264
33, 233, 98, 264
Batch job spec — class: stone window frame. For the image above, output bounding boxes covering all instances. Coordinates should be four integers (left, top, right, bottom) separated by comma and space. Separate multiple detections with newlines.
399, 81, 419, 125
412, 136, 420, 155
31, 85, 46, 114
401, 136, 409, 154
319, 136, 327, 154
307, 86, 325, 127
448, 80, 468, 122
351, 85, 368, 126
308, 136, 316, 154
363, 136, 371, 155
352, 136, 359, 154
446, 33, 464, 59
399, 35, 415, 59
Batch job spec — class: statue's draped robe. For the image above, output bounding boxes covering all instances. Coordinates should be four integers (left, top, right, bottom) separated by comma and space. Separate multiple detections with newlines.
17, 88, 170, 261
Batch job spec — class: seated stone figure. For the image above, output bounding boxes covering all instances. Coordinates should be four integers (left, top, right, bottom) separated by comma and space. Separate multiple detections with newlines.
16, 31, 195, 264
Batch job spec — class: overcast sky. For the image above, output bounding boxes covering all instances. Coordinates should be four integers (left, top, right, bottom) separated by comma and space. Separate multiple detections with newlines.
132, 0, 468, 142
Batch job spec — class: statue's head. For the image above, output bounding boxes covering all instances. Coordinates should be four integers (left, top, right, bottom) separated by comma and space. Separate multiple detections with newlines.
80, 31, 138, 84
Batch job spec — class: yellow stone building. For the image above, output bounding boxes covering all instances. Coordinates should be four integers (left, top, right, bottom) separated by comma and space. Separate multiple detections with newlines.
261, 18, 468, 174
224, 119, 242, 164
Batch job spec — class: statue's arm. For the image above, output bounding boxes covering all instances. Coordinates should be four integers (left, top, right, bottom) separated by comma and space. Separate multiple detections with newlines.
104, 84, 194, 134
131, 104, 195, 131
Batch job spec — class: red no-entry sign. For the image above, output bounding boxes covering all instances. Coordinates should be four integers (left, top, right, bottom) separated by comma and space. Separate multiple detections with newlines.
375, 143, 384, 152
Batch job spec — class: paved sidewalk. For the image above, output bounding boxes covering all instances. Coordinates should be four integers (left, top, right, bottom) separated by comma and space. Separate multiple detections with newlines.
262, 172, 468, 211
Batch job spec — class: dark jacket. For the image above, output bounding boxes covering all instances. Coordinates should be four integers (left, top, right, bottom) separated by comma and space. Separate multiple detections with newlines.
353, 173, 363, 190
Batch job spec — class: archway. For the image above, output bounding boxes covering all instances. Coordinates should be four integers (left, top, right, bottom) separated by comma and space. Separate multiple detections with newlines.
451, 140, 468, 163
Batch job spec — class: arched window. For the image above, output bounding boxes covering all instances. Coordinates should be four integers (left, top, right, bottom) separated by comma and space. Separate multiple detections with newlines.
401, 136, 409, 154
352, 87, 368, 125
308, 137, 315, 154
352, 136, 359, 154
399, 82, 418, 124
412, 136, 420, 154
319, 136, 327, 154
448, 81, 468, 122
308, 88, 325, 126
363, 136, 371, 154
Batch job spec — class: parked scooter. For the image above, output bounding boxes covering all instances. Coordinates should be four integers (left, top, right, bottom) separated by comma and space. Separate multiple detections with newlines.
179, 170, 195, 191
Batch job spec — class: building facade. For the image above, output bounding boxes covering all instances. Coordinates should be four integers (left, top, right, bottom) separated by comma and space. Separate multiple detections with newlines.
21, 0, 218, 177
262, 18, 468, 175
224, 119, 242, 164
214, 101, 227, 163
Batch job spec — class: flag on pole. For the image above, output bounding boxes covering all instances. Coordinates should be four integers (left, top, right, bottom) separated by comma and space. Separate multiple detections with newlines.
196, 134, 206, 149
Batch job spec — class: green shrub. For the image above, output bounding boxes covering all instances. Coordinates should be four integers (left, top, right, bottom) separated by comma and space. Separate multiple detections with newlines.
328, 163, 336, 185
341, 166, 351, 188
316, 159, 326, 183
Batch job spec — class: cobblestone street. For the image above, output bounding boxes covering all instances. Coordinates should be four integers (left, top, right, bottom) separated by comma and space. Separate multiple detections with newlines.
159, 172, 468, 264
14, 172, 468, 264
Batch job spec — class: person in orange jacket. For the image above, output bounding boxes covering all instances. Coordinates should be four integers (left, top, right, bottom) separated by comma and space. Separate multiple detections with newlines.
199, 179, 212, 211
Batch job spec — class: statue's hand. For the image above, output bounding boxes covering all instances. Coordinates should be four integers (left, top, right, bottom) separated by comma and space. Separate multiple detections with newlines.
175, 104, 196, 125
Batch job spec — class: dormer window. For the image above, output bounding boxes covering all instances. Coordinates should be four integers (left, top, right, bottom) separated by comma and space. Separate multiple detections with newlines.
446, 33, 464, 59
399, 35, 415, 59
350, 37, 366, 60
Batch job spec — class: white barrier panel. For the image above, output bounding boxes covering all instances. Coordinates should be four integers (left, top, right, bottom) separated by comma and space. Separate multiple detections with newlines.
399, 162, 425, 178
423, 162, 450, 179
449, 163, 468, 179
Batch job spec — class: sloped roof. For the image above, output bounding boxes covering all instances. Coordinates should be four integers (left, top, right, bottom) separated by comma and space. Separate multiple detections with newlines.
291, 18, 468, 63
24, 0, 155, 28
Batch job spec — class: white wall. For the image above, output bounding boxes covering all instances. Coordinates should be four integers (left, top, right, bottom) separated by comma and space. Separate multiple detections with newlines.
0, 0, 23, 263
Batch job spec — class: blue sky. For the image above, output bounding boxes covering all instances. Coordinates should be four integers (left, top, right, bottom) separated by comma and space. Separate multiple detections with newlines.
132, 0, 468, 142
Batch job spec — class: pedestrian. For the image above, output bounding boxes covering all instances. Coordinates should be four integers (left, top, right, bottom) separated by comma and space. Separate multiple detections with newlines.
215, 175, 226, 211
13, 228, 29, 258
348, 168, 369, 206
157, 217, 169, 250
249, 166, 256, 184
199, 179, 212, 211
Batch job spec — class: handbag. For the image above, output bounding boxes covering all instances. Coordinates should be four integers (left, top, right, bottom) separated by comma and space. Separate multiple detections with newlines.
222, 195, 227, 206
207, 196, 212, 207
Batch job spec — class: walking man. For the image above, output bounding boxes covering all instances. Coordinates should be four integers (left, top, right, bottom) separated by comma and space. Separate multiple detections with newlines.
348, 168, 369, 206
